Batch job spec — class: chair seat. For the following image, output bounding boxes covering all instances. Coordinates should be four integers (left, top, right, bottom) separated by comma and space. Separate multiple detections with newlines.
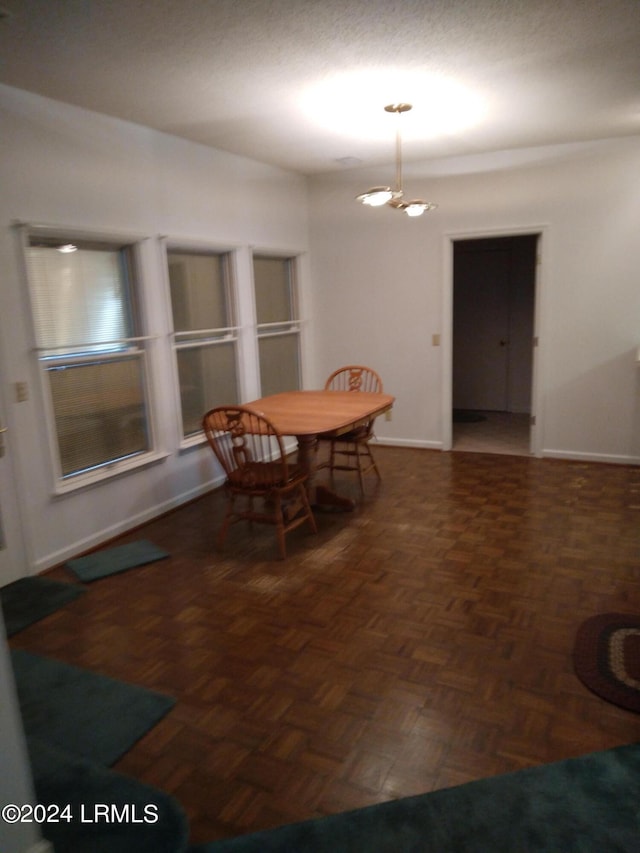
228, 461, 305, 491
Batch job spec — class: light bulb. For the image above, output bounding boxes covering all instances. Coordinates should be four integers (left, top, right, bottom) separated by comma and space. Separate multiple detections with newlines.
356, 187, 394, 206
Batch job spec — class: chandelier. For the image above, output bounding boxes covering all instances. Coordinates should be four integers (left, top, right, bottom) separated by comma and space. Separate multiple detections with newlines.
356, 103, 437, 217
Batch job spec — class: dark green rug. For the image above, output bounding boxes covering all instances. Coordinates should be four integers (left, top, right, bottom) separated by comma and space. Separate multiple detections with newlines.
66, 539, 170, 582
11, 649, 175, 765
1, 575, 85, 636
11, 650, 188, 851
29, 738, 188, 853
189, 742, 640, 853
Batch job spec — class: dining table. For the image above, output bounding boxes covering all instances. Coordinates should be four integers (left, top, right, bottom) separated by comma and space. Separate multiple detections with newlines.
245, 389, 395, 510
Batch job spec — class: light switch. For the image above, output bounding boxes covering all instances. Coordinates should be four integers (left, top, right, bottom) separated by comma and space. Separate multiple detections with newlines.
15, 381, 28, 402
432, 333, 441, 346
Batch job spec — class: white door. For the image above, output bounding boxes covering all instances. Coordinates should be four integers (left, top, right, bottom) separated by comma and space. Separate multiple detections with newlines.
0, 379, 28, 587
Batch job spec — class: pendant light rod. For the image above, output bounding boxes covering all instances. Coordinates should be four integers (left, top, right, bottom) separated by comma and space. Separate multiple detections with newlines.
385, 103, 412, 196
356, 103, 437, 217
395, 118, 403, 194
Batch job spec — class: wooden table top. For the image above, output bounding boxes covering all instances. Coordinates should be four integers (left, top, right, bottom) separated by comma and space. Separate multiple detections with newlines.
245, 390, 394, 437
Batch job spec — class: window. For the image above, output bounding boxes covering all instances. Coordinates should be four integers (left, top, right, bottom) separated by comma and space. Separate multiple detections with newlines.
253, 255, 301, 396
167, 250, 239, 437
26, 236, 153, 483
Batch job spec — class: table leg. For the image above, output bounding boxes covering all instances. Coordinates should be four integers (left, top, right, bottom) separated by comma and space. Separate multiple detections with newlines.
297, 434, 355, 512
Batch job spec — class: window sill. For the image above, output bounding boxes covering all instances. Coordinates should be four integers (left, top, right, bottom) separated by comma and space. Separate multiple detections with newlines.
178, 431, 208, 453
52, 450, 170, 497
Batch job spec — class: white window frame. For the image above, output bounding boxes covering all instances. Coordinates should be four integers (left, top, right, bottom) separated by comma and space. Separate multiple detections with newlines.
162, 239, 242, 449
19, 224, 166, 494
253, 252, 303, 396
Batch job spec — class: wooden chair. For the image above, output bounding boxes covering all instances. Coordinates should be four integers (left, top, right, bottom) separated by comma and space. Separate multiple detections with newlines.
322, 366, 384, 494
203, 406, 317, 559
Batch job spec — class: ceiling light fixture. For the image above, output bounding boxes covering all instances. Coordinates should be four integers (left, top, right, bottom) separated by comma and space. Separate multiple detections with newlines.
356, 103, 437, 217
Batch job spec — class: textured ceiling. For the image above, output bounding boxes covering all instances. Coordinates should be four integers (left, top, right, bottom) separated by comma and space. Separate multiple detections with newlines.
1, 0, 639, 175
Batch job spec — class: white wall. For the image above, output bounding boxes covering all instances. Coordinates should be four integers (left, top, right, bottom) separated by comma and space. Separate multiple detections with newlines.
308, 138, 640, 463
0, 84, 310, 573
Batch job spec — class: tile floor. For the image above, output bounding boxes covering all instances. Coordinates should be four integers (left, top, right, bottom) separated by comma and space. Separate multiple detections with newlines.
452, 411, 531, 456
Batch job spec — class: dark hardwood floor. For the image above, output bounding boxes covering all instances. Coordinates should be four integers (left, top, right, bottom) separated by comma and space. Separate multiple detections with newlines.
10, 447, 640, 845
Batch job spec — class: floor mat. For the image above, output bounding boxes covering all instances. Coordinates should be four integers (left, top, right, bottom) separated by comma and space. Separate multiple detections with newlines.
66, 540, 169, 582
30, 737, 189, 853
189, 743, 640, 852
1, 575, 85, 637
11, 649, 175, 766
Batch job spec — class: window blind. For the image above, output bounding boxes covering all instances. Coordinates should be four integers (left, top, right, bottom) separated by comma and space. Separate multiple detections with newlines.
167, 250, 239, 437
27, 240, 151, 480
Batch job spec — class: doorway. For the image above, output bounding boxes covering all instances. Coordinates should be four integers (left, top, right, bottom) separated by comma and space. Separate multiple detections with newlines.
451, 234, 539, 456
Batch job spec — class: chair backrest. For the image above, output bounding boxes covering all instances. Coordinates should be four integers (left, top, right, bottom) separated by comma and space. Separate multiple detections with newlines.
324, 365, 383, 393
202, 406, 289, 489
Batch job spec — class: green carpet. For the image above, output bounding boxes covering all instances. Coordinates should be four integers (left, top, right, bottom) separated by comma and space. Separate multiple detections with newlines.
66, 539, 169, 582
30, 738, 188, 853
189, 743, 640, 853
1, 575, 85, 636
11, 650, 188, 851
11, 649, 175, 765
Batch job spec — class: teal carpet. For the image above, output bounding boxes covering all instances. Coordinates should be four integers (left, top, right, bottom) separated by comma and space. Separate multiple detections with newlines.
189, 742, 640, 853
30, 738, 188, 853
10, 650, 188, 851
66, 539, 169, 582
12, 649, 175, 765
1, 575, 85, 636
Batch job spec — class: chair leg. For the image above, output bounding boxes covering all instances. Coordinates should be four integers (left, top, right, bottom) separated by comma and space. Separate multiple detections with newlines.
327, 437, 381, 495
274, 498, 287, 560
355, 442, 366, 495
299, 483, 318, 534
354, 441, 381, 495
365, 442, 382, 480
247, 495, 255, 531
217, 494, 235, 549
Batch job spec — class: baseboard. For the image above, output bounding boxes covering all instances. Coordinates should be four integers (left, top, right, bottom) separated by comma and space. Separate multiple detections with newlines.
374, 439, 640, 465
542, 449, 640, 466
32, 473, 226, 574
374, 437, 443, 450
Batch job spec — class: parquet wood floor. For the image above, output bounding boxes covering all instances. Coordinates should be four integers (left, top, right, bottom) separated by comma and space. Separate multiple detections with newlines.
10, 448, 640, 844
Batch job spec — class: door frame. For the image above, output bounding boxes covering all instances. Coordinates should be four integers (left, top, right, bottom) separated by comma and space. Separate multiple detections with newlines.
441, 225, 548, 457
0, 354, 30, 586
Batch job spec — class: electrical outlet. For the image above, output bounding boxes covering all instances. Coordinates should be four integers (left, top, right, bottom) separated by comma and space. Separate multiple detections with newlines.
385, 410, 392, 421
15, 381, 28, 402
